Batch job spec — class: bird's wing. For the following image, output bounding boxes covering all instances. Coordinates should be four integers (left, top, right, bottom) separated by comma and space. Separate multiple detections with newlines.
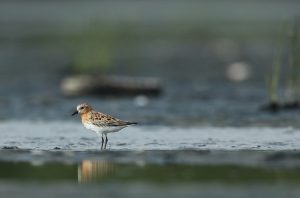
90, 111, 134, 127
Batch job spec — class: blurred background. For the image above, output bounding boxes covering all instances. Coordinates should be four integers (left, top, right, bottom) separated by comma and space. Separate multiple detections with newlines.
0, 0, 299, 127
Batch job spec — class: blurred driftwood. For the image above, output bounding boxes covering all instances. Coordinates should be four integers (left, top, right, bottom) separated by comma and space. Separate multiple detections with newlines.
61, 75, 162, 96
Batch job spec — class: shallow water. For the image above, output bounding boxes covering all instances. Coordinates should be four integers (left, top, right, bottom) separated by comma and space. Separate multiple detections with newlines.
1, 121, 300, 197
0, 121, 299, 150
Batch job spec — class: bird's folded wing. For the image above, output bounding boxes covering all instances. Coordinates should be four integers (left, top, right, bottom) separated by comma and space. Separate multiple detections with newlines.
91, 111, 134, 126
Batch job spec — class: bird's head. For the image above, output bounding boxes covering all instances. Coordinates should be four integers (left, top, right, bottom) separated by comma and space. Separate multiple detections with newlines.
72, 103, 92, 116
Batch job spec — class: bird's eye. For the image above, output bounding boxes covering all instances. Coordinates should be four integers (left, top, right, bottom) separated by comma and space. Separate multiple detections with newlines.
80, 107, 84, 110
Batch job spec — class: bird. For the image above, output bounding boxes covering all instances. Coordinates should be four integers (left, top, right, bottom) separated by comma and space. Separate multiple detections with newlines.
72, 103, 137, 149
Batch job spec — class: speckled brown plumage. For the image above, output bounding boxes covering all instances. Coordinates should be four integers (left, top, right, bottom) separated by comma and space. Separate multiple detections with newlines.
85, 110, 135, 127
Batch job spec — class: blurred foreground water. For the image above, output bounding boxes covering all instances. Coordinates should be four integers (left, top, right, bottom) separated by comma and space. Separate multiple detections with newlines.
1, 148, 300, 198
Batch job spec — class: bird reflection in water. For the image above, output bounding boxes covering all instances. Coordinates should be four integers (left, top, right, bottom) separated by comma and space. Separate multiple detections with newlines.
78, 160, 115, 183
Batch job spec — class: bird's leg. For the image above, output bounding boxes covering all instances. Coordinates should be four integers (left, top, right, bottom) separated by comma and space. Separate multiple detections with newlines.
101, 134, 104, 150
104, 134, 108, 149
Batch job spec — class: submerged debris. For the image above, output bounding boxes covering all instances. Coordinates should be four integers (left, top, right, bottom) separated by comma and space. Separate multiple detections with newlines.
61, 75, 162, 97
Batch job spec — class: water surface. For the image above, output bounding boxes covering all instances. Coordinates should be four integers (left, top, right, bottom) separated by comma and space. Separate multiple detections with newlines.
0, 121, 299, 150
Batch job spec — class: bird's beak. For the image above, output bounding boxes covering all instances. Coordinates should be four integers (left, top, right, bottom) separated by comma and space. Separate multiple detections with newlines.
72, 110, 78, 116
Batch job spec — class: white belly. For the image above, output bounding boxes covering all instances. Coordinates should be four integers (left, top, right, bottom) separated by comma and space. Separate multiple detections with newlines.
83, 122, 127, 134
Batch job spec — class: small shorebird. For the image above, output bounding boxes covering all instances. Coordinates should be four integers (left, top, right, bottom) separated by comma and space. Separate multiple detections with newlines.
72, 103, 136, 149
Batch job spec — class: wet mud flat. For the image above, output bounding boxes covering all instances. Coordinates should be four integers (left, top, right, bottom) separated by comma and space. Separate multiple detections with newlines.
1, 149, 300, 198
